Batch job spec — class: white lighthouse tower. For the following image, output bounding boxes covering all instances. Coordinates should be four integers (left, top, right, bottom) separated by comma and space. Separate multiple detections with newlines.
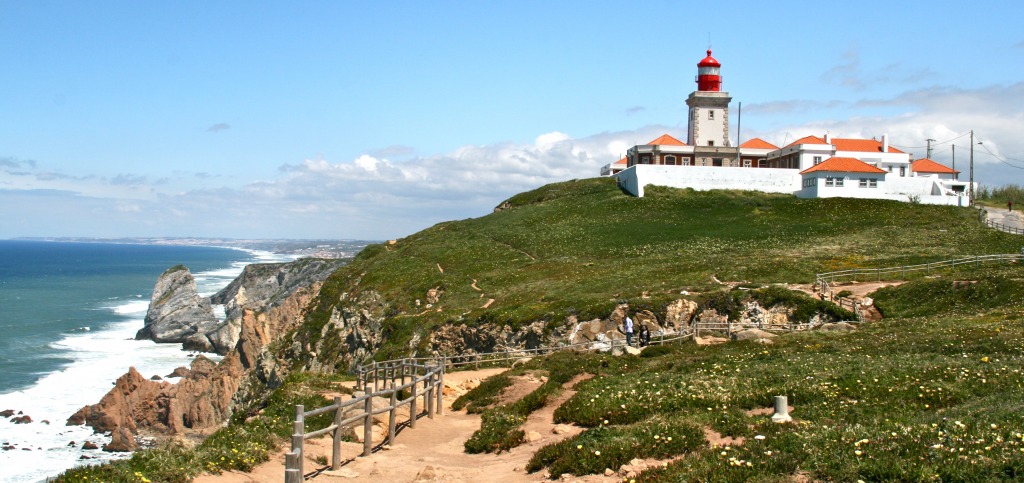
686, 49, 733, 163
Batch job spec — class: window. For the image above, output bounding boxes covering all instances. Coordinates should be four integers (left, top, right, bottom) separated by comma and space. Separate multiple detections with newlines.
836, 177, 844, 187
859, 178, 868, 188
743, 159, 752, 168
712, 158, 723, 167
813, 156, 822, 165
803, 178, 817, 188
825, 177, 835, 187
899, 166, 906, 177
869, 179, 878, 188
682, 157, 691, 166
708, 140, 715, 146
640, 155, 650, 164
708, 110, 715, 120
758, 159, 766, 167
665, 155, 676, 166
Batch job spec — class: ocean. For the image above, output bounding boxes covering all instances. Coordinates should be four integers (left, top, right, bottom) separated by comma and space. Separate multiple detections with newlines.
0, 240, 293, 482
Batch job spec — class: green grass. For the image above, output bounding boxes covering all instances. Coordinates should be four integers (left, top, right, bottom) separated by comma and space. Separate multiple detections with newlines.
519, 271, 1024, 480
294, 179, 1020, 370
57, 180, 1024, 481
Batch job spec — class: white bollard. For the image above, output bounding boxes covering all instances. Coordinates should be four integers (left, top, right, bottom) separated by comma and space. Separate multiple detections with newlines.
771, 395, 792, 423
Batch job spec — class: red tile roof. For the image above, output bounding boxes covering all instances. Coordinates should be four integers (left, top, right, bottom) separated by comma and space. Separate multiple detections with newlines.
784, 135, 829, 148
800, 157, 888, 175
612, 157, 627, 166
912, 158, 959, 174
646, 134, 687, 146
833, 138, 905, 154
739, 138, 778, 149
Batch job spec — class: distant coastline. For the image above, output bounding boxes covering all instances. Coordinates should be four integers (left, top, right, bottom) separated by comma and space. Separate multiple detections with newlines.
8, 237, 377, 260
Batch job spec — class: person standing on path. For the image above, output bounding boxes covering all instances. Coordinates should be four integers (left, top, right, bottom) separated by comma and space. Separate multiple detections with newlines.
624, 315, 634, 346
1009, 200, 1014, 212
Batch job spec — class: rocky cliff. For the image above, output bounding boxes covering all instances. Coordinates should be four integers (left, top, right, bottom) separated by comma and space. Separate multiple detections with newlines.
135, 265, 220, 350
70, 258, 346, 439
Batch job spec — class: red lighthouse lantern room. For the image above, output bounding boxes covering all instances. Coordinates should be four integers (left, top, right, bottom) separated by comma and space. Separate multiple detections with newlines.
696, 49, 722, 92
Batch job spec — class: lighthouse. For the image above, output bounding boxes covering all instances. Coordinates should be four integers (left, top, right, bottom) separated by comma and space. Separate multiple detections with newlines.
686, 49, 732, 159
696, 49, 722, 91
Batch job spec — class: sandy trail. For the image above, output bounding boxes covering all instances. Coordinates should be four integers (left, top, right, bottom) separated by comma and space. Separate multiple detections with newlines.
193, 367, 628, 483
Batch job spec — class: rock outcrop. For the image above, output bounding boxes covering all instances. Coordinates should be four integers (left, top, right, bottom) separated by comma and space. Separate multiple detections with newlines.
67, 355, 243, 435
135, 265, 219, 349
72, 258, 345, 439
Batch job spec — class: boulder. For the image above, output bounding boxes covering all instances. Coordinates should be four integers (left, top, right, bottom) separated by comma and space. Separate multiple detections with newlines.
102, 426, 138, 452
135, 266, 218, 346
820, 322, 857, 331
732, 328, 777, 341
11, 415, 32, 424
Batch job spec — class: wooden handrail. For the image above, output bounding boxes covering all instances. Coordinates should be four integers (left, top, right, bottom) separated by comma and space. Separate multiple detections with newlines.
285, 360, 445, 480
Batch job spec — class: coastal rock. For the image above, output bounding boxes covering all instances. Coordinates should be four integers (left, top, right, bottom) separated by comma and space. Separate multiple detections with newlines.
11, 415, 32, 424
732, 328, 777, 341
208, 258, 347, 355
82, 441, 99, 450
166, 367, 190, 378
0, 409, 14, 417
74, 258, 337, 439
135, 265, 219, 346
102, 426, 138, 452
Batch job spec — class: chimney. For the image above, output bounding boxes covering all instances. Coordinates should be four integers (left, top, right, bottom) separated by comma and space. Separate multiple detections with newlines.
824, 132, 830, 143
882, 134, 889, 152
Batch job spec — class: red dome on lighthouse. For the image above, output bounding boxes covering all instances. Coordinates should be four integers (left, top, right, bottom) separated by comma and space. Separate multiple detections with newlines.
696, 49, 722, 91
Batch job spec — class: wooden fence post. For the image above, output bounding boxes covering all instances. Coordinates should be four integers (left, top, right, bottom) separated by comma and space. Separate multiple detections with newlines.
331, 396, 342, 470
426, 369, 435, 419
388, 382, 397, 446
409, 375, 418, 429
436, 362, 445, 416
362, 385, 373, 457
285, 405, 304, 483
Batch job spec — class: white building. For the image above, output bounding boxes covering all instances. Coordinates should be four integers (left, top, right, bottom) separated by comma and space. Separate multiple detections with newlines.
603, 49, 972, 206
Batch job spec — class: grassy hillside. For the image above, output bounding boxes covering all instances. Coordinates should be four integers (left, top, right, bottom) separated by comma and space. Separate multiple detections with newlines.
301, 177, 1020, 359
56, 178, 1024, 482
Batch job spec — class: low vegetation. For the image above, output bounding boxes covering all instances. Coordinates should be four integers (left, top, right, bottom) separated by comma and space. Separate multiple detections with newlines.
454, 270, 1024, 480
296, 178, 1020, 368
57, 180, 1024, 481
55, 372, 342, 483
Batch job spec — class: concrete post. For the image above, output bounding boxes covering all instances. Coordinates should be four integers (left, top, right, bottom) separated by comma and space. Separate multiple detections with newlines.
771, 395, 792, 423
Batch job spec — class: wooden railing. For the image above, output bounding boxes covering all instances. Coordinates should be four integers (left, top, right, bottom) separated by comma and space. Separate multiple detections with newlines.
986, 218, 1024, 235
354, 331, 692, 389
284, 360, 444, 483
816, 254, 1024, 290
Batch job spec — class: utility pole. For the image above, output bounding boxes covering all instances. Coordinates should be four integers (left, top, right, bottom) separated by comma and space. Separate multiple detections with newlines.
926, 138, 936, 159
951, 145, 956, 179
737, 101, 742, 166
969, 130, 975, 206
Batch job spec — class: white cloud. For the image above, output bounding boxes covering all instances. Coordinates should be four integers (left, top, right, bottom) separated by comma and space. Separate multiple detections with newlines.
4, 82, 1023, 240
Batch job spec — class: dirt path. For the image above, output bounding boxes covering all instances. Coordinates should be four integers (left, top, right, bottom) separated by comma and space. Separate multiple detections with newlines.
193, 368, 634, 483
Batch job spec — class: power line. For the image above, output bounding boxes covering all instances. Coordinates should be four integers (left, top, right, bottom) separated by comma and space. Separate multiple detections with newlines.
976, 143, 1024, 170
892, 131, 971, 149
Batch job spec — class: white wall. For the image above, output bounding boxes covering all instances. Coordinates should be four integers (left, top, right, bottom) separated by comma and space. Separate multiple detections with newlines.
614, 165, 800, 197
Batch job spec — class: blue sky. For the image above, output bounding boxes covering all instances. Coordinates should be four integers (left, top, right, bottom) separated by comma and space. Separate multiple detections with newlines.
2, 0, 1023, 240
